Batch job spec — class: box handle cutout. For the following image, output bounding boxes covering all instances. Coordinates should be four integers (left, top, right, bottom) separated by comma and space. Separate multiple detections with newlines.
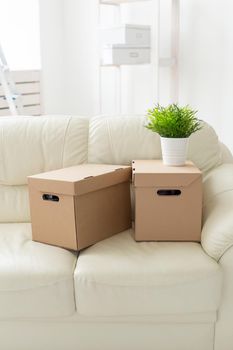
157, 189, 181, 196
42, 194, 59, 202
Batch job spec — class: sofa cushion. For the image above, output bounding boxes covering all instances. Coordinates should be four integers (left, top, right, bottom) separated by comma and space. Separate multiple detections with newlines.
203, 164, 233, 204
0, 185, 30, 222
0, 115, 89, 185
220, 142, 233, 164
0, 223, 77, 318
202, 164, 233, 260
88, 115, 222, 173
74, 229, 221, 316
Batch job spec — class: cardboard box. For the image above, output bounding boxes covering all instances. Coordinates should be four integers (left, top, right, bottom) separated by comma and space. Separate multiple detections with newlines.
133, 160, 202, 242
28, 164, 132, 250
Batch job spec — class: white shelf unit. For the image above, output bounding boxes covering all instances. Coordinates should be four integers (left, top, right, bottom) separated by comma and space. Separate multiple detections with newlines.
98, 0, 180, 114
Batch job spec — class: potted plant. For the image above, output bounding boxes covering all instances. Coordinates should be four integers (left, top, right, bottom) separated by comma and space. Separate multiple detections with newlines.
146, 103, 202, 166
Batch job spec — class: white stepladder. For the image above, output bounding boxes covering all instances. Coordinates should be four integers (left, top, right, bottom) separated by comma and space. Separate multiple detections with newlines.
0, 43, 24, 115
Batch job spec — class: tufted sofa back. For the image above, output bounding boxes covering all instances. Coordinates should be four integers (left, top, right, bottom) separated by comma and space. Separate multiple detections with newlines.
0, 114, 231, 223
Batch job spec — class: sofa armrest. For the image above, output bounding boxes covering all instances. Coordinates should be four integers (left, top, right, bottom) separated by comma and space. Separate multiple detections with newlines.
220, 142, 233, 164
201, 164, 233, 261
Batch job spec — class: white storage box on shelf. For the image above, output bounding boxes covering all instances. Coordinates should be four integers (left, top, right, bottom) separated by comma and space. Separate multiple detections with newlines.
101, 24, 151, 46
100, 0, 151, 3
101, 44, 151, 66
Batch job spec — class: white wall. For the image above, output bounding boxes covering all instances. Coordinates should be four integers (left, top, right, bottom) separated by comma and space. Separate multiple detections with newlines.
179, 0, 233, 151
40, 0, 100, 116
63, 0, 100, 116
39, 0, 65, 114
39, 0, 233, 151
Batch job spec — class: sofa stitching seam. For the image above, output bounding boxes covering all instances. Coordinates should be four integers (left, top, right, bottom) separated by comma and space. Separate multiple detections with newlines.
0, 277, 74, 293
217, 242, 233, 262
61, 116, 72, 167
106, 119, 115, 163
75, 273, 220, 288
86, 117, 90, 163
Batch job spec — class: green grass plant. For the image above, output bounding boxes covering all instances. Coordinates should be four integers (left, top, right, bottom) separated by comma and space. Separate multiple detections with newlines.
146, 103, 202, 138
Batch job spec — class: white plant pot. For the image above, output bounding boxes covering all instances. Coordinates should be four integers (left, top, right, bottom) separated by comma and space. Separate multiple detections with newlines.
160, 137, 189, 166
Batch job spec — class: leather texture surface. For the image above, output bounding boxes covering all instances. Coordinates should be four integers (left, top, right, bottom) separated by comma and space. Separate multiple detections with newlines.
0, 184, 30, 222
75, 229, 221, 316
0, 321, 214, 350
215, 246, 233, 350
202, 164, 233, 260
220, 142, 233, 163
0, 116, 89, 185
0, 223, 77, 317
88, 115, 222, 173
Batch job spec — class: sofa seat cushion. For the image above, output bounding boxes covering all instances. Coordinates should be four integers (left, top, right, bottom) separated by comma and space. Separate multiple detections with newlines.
75, 229, 222, 317
0, 223, 77, 318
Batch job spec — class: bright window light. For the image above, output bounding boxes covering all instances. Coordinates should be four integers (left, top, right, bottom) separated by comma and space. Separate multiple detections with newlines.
0, 0, 41, 70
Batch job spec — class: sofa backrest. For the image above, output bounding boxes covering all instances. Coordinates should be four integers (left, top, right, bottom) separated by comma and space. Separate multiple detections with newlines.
0, 114, 231, 223
88, 115, 224, 173
0, 116, 89, 185
0, 115, 89, 222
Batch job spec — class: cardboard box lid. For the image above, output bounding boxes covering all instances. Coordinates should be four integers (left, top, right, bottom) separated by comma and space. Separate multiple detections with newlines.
28, 164, 132, 196
133, 160, 201, 188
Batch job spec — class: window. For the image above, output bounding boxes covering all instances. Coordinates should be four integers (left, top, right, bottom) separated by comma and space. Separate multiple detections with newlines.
0, 0, 41, 70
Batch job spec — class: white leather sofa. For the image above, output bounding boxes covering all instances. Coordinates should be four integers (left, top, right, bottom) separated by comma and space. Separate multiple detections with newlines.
0, 115, 233, 350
